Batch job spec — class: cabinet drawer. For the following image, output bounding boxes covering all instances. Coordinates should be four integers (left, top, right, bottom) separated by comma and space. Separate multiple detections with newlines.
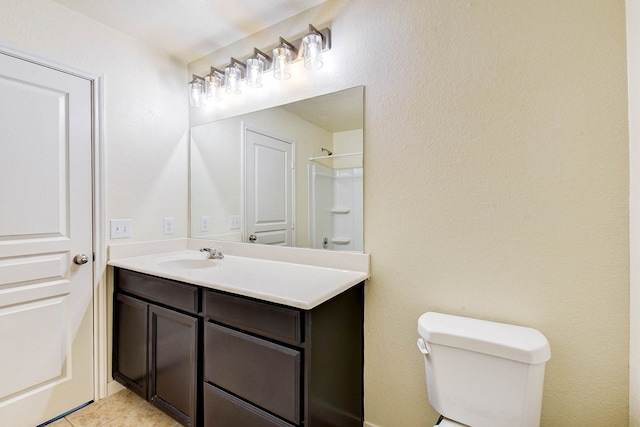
203, 290, 301, 345
203, 382, 294, 427
115, 268, 199, 314
204, 322, 301, 424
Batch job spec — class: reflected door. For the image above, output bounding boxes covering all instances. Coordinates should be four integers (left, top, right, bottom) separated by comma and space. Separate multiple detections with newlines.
243, 126, 294, 246
0, 51, 94, 426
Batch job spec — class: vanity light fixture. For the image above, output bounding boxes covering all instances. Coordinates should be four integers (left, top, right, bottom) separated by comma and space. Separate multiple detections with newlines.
188, 74, 206, 107
187, 24, 332, 107
224, 58, 245, 95
303, 24, 324, 70
246, 48, 270, 88
272, 37, 295, 80
205, 67, 224, 102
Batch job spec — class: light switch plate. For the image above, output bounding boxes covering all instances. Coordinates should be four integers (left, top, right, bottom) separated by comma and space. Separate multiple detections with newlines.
111, 219, 132, 238
229, 215, 241, 230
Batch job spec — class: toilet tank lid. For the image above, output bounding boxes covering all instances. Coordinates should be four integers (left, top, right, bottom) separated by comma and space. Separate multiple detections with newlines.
418, 312, 551, 364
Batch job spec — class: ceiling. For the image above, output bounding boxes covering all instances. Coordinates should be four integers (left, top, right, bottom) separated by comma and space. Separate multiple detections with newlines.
52, 0, 327, 63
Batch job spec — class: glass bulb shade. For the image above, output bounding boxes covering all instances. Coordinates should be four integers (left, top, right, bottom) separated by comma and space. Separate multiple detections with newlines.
225, 65, 242, 95
246, 57, 264, 88
205, 73, 222, 101
272, 46, 292, 80
303, 33, 323, 70
188, 79, 205, 107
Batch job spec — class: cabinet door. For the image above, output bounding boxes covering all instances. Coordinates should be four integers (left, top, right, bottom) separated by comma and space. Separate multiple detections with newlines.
113, 293, 148, 399
149, 305, 199, 427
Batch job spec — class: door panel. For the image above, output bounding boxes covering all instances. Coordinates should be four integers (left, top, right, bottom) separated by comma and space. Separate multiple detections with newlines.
0, 294, 67, 398
0, 52, 93, 427
244, 127, 294, 246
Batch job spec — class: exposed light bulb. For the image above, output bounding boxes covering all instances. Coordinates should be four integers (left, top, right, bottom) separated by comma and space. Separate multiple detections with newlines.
225, 64, 242, 95
272, 45, 292, 80
246, 57, 264, 88
303, 32, 323, 70
188, 77, 205, 107
205, 69, 222, 101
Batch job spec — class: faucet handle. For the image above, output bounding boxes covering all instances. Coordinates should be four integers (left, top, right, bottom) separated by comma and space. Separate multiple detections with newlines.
200, 247, 223, 259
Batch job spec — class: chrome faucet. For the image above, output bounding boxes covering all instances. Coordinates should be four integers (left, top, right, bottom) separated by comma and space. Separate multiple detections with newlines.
200, 247, 224, 259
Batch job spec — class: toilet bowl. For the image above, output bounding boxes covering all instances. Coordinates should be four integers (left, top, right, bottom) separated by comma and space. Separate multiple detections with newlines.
417, 312, 551, 427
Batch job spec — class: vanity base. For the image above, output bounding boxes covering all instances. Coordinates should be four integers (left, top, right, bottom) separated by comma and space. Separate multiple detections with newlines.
112, 267, 364, 427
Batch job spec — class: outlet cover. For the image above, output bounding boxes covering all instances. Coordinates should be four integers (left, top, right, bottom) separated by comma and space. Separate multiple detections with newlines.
163, 217, 175, 235
200, 216, 210, 232
111, 219, 132, 239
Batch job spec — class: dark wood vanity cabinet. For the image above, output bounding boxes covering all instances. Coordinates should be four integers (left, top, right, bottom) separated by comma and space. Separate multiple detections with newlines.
113, 267, 364, 427
202, 284, 364, 427
113, 268, 200, 427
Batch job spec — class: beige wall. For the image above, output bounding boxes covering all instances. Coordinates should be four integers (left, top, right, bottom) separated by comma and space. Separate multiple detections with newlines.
0, 0, 189, 244
333, 129, 363, 169
191, 1, 629, 425
628, 0, 640, 425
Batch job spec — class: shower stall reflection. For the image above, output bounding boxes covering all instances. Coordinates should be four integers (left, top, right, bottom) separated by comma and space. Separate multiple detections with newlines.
309, 152, 363, 252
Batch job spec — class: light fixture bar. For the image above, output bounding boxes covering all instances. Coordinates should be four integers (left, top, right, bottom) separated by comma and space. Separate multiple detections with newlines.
188, 25, 332, 106
279, 37, 297, 53
253, 47, 272, 64
204, 25, 331, 73
229, 57, 246, 70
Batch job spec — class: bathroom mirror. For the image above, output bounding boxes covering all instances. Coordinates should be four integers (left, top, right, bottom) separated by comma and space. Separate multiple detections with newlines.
190, 86, 363, 251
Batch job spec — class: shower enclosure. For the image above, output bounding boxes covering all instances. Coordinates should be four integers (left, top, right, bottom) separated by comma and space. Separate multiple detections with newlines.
308, 152, 363, 251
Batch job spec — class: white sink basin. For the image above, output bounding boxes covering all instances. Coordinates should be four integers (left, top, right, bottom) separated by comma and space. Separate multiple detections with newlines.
158, 258, 218, 269
108, 249, 369, 309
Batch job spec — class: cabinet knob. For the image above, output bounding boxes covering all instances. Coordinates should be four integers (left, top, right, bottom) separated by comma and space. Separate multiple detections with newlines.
248, 234, 257, 243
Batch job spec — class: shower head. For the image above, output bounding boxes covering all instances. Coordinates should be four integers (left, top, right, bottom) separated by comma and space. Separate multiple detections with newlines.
321, 148, 333, 156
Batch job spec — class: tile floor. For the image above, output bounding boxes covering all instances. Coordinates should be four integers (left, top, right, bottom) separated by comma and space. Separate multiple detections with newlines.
47, 389, 180, 427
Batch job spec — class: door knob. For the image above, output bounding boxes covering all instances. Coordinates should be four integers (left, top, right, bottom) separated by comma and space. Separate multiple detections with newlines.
73, 254, 89, 265
248, 234, 257, 243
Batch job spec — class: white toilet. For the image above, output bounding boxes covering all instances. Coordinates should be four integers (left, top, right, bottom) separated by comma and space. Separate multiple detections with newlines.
417, 312, 551, 427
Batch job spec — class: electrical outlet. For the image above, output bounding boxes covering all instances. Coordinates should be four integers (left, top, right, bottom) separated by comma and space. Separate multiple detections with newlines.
111, 219, 132, 239
163, 217, 175, 235
229, 215, 241, 229
200, 216, 210, 232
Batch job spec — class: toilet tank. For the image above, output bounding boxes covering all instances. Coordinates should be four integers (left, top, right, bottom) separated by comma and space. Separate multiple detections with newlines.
417, 312, 551, 427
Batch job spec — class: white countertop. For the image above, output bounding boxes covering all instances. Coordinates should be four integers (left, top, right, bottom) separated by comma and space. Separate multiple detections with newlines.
108, 241, 369, 309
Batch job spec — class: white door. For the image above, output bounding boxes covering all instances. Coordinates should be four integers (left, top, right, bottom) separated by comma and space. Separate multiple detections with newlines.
244, 125, 294, 246
0, 52, 94, 426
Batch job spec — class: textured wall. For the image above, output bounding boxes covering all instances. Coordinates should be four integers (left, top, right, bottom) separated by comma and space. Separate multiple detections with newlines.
0, 0, 189, 243
628, 0, 640, 424
191, 1, 629, 425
